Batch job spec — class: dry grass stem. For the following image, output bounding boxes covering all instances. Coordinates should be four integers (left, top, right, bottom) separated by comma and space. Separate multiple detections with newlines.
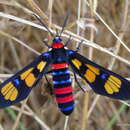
0, 12, 129, 65
0, 0, 129, 130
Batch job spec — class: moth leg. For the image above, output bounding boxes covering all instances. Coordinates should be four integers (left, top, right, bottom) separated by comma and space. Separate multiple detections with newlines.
44, 75, 53, 95
76, 40, 84, 52
65, 35, 72, 47
42, 41, 51, 48
73, 72, 87, 92
46, 70, 53, 74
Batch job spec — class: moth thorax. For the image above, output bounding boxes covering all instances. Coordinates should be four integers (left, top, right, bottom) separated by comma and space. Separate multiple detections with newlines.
52, 42, 64, 49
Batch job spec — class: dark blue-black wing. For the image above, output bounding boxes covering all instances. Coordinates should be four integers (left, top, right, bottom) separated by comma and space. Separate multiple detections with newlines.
0, 52, 51, 108
67, 50, 130, 100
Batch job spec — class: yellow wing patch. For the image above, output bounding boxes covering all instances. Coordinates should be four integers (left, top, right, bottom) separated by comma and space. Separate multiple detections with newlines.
20, 68, 33, 80
20, 61, 46, 87
1, 82, 18, 101
72, 59, 82, 69
37, 61, 46, 72
25, 73, 36, 87
84, 69, 96, 83
20, 67, 36, 87
86, 64, 100, 75
104, 75, 122, 94
84, 64, 100, 83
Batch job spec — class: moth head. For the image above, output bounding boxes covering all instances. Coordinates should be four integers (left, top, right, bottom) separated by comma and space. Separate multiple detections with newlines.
53, 36, 62, 43
52, 36, 64, 49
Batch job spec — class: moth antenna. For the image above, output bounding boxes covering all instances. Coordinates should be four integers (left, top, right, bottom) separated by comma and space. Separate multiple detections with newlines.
59, 11, 70, 37
33, 13, 54, 37
56, 29, 59, 36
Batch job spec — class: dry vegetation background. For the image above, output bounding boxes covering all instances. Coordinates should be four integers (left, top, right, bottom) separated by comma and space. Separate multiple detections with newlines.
0, 0, 130, 130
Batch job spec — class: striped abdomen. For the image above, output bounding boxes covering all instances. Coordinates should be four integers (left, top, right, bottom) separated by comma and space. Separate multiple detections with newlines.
52, 63, 74, 115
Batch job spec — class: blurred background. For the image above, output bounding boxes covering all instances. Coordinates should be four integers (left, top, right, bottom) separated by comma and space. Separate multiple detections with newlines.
0, 0, 130, 130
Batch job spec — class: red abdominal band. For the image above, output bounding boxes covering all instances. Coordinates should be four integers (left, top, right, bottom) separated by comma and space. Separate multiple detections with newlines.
56, 95, 74, 103
54, 86, 73, 94
52, 63, 68, 69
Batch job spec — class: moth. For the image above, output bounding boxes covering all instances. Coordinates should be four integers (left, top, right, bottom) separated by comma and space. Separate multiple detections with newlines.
0, 14, 129, 115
